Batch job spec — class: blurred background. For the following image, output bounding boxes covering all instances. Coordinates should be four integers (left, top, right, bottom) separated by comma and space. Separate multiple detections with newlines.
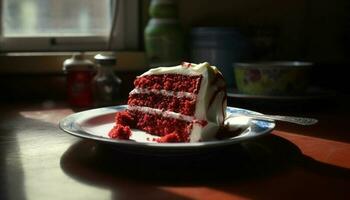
142, 0, 349, 93
0, 0, 348, 111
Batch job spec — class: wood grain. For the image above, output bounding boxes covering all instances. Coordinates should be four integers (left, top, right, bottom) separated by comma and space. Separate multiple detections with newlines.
0, 102, 349, 200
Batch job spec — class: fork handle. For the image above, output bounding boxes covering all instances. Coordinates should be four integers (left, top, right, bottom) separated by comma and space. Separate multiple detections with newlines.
244, 114, 318, 125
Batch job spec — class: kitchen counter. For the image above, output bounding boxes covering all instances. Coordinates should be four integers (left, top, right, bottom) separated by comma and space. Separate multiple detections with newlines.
0, 101, 349, 200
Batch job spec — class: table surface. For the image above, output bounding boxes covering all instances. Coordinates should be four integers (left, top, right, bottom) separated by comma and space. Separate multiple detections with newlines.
0, 102, 349, 200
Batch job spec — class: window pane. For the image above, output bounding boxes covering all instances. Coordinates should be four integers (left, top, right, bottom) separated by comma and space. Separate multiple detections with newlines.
3, 0, 112, 37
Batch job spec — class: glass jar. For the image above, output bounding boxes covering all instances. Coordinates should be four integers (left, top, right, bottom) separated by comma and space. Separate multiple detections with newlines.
63, 53, 95, 107
93, 53, 122, 107
145, 18, 185, 67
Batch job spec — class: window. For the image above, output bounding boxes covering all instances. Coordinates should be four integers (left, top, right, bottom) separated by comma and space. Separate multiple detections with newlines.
0, 0, 139, 52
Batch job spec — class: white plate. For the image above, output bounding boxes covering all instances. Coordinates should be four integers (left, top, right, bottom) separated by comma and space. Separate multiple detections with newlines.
59, 105, 275, 153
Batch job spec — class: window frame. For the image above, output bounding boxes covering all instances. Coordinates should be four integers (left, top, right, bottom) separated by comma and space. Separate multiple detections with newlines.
0, 0, 139, 52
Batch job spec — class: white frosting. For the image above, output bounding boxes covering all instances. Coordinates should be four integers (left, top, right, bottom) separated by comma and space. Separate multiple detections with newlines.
132, 62, 227, 142
128, 105, 195, 122
129, 88, 196, 99
140, 62, 210, 76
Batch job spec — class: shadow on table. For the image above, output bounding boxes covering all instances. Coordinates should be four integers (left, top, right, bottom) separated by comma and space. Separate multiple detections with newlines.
60, 134, 350, 200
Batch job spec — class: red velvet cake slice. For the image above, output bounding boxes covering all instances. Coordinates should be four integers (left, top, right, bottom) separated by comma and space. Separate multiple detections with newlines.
109, 62, 227, 143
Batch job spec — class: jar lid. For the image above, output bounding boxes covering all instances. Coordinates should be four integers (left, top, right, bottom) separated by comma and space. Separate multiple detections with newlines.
149, 0, 178, 18
94, 53, 117, 66
63, 53, 95, 72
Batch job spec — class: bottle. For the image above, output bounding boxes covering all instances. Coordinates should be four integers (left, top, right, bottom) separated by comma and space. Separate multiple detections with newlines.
144, 0, 185, 67
63, 53, 95, 107
93, 53, 122, 107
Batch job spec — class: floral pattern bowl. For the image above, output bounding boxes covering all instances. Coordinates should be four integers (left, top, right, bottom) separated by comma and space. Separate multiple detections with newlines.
234, 61, 312, 96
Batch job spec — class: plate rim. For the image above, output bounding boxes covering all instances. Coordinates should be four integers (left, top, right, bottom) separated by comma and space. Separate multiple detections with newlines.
59, 105, 275, 149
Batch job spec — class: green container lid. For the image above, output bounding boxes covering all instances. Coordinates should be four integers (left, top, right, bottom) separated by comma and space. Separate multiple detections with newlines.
149, 0, 178, 18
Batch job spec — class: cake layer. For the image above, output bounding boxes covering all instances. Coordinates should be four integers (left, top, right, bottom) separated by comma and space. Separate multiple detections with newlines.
134, 74, 202, 93
128, 109, 192, 142
128, 92, 196, 116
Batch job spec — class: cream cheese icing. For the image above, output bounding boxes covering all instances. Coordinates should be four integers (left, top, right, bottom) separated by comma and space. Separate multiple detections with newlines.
129, 88, 196, 99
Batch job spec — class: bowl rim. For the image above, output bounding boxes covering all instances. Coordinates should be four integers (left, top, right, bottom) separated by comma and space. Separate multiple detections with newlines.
234, 61, 313, 69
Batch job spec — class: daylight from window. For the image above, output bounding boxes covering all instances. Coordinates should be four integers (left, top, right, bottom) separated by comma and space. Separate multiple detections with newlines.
3, 0, 112, 37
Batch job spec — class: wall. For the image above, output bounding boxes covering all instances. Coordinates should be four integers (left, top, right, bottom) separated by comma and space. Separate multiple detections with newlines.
175, 0, 348, 62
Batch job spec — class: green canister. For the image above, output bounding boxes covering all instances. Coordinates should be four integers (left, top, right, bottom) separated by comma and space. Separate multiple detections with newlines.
144, 0, 184, 67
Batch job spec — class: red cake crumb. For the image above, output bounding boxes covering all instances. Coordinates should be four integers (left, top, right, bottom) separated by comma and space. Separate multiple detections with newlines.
115, 111, 135, 127
108, 124, 132, 140
156, 132, 181, 143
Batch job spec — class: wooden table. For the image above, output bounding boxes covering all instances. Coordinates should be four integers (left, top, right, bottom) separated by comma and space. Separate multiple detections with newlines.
0, 102, 349, 200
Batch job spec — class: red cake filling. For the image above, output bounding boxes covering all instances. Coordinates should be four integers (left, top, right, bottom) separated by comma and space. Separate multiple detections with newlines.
134, 74, 202, 94
129, 109, 192, 142
128, 93, 196, 116
115, 110, 135, 126
109, 110, 192, 142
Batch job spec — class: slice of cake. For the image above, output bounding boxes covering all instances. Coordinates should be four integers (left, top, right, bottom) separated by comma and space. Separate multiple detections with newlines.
109, 62, 227, 143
